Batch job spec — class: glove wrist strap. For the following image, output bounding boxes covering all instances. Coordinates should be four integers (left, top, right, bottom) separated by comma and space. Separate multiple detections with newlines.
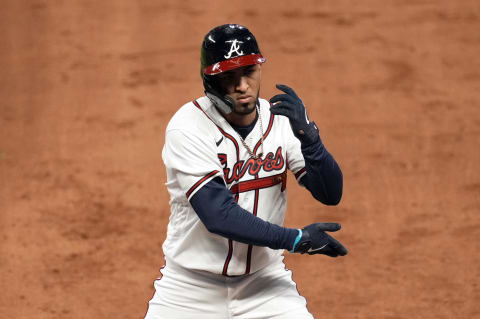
290, 229, 303, 253
297, 122, 319, 147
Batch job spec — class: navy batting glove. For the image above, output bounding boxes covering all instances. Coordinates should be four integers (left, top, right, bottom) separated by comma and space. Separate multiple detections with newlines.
269, 84, 319, 146
292, 223, 348, 257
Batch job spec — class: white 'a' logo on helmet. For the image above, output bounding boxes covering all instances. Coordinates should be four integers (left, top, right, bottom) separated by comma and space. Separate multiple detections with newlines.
224, 39, 244, 59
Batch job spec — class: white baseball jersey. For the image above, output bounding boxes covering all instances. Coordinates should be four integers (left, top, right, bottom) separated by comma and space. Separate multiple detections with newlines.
161, 96, 307, 276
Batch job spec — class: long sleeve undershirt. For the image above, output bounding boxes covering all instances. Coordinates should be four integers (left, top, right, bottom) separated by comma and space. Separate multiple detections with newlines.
190, 176, 299, 250
189, 119, 343, 251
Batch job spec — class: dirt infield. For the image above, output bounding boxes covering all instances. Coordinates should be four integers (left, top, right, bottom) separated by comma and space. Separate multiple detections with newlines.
1, 1, 479, 318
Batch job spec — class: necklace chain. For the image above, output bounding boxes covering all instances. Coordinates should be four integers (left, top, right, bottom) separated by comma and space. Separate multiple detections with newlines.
237, 104, 265, 160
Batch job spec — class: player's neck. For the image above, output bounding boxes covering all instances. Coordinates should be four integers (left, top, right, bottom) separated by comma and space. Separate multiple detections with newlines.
223, 109, 257, 127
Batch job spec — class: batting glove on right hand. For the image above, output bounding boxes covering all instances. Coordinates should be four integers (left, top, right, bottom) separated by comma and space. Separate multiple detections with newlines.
291, 223, 348, 257
269, 84, 319, 146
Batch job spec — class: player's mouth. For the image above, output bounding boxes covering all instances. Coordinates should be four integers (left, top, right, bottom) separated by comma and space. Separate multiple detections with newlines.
237, 95, 253, 104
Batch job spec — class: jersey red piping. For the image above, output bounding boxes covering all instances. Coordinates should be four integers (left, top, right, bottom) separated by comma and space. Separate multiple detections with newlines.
222, 192, 239, 276
222, 238, 234, 275
295, 167, 307, 179
245, 188, 259, 275
186, 170, 220, 199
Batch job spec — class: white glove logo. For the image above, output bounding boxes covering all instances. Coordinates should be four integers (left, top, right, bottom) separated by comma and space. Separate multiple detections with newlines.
307, 243, 328, 253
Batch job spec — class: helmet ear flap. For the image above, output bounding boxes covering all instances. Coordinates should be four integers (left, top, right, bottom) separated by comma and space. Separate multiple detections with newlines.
203, 75, 235, 114
205, 91, 235, 115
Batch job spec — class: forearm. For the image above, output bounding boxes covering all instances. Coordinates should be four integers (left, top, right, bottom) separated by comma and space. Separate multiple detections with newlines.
268, 84, 343, 204
190, 177, 299, 250
300, 135, 343, 205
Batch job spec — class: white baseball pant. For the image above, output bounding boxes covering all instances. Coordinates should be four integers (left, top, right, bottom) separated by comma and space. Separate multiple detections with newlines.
144, 258, 314, 319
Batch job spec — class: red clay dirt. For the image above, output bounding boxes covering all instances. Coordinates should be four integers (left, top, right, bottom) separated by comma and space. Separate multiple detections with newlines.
1, 1, 479, 318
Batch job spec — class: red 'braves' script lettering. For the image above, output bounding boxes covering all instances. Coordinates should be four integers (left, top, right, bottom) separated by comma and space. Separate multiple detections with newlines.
218, 147, 284, 184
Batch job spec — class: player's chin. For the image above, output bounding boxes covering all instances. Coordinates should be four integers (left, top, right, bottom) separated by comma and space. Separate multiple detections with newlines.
234, 101, 256, 115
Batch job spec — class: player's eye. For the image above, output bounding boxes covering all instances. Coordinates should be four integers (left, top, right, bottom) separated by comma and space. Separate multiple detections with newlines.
219, 71, 235, 80
245, 67, 255, 74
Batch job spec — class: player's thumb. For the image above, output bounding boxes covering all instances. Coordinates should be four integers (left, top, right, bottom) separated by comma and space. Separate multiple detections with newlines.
316, 223, 341, 232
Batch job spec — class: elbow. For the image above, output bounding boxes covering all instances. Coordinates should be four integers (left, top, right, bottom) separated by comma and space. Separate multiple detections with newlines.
203, 214, 230, 235
326, 174, 343, 205
329, 188, 343, 206
316, 189, 342, 206
203, 219, 221, 234
326, 195, 341, 206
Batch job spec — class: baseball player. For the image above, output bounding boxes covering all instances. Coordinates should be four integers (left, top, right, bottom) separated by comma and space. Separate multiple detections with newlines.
145, 24, 347, 319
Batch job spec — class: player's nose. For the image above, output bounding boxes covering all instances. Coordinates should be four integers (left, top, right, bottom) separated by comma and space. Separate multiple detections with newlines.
234, 75, 249, 93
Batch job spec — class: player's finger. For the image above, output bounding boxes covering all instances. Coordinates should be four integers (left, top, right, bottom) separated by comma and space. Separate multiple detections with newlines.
270, 104, 294, 117
327, 236, 348, 256
269, 93, 297, 105
275, 84, 300, 99
270, 102, 292, 111
316, 223, 341, 232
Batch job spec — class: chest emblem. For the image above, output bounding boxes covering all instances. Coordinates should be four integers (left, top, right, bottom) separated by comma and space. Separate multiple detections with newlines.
218, 146, 285, 184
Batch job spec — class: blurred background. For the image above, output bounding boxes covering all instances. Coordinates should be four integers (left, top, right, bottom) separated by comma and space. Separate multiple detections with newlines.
1, 1, 479, 318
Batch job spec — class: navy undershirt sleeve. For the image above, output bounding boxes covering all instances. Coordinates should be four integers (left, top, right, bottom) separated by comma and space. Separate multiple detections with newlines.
299, 135, 343, 205
189, 177, 299, 250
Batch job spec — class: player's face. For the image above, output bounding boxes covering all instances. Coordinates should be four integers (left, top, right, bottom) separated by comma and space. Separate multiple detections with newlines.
217, 64, 262, 115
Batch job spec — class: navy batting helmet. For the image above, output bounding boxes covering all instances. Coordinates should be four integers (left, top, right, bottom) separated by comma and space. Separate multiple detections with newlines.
200, 24, 266, 114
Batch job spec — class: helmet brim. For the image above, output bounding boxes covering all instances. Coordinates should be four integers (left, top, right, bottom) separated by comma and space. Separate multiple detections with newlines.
203, 53, 266, 75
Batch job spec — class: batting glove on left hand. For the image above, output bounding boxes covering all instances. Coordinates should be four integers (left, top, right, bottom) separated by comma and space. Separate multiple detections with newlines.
269, 84, 319, 146
291, 223, 348, 257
